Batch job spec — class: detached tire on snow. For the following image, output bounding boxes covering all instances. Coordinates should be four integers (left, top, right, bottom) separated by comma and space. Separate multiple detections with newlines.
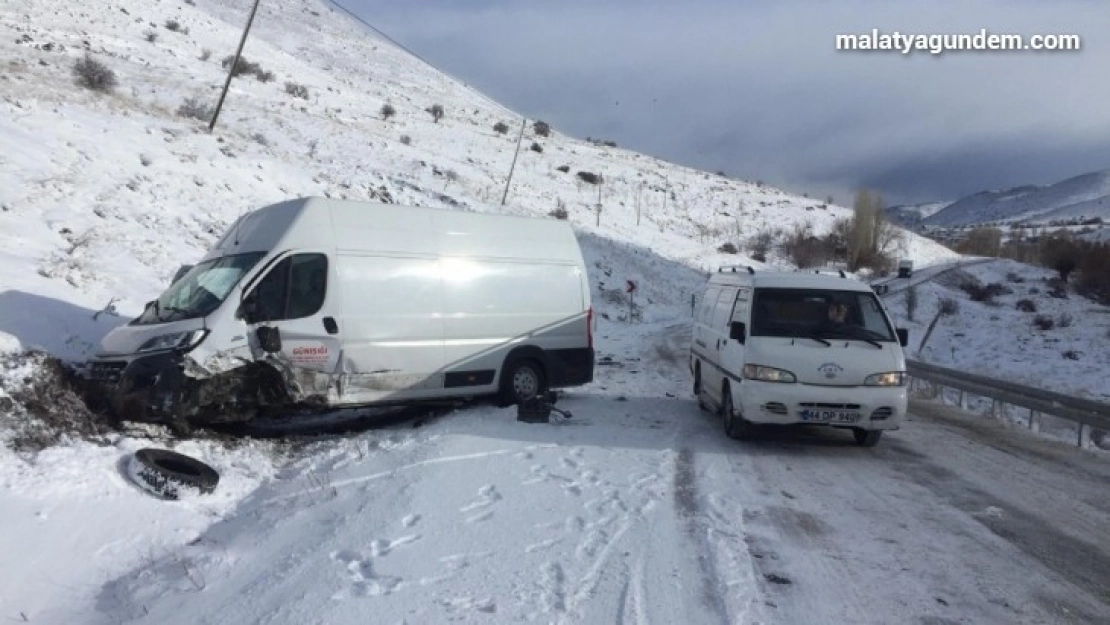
127, 448, 219, 500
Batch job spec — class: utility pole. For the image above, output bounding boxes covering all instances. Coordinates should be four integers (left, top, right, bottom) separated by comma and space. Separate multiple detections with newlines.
209, 0, 261, 132
636, 182, 642, 225
595, 178, 602, 226
500, 118, 527, 206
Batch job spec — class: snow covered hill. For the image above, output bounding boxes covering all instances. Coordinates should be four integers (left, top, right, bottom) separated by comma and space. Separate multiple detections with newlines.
885, 200, 950, 228
923, 168, 1110, 227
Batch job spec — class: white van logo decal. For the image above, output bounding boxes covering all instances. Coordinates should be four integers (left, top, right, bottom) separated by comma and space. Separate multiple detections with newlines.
818, 362, 844, 379
291, 345, 330, 366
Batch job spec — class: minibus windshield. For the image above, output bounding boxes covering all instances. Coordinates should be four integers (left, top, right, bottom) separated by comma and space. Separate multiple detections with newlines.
751, 288, 896, 342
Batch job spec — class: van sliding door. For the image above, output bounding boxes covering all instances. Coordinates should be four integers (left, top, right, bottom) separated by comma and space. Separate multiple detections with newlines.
336, 255, 445, 402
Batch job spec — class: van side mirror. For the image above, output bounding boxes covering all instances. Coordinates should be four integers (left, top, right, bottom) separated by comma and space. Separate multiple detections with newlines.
256, 326, 282, 353
896, 328, 909, 346
729, 321, 746, 344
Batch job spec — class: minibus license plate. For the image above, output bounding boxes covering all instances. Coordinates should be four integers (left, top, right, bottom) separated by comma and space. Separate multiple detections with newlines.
801, 410, 860, 423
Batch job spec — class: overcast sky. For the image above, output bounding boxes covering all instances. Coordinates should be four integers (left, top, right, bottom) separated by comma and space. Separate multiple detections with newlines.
345, 0, 1110, 206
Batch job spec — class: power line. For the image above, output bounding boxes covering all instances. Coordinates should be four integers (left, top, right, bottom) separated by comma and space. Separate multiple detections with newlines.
327, 0, 517, 118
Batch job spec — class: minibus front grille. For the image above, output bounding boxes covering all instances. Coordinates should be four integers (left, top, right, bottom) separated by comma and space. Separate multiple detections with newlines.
799, 402, 861, 410
762, 402, 789, 415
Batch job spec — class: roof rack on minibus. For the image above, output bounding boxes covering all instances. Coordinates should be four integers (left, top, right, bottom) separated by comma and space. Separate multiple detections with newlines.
718, 265, 755, 274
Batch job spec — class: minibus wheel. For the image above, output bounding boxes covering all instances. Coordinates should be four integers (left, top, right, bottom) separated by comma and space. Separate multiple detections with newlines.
693, 362, 709, 412
721, 382, 754, 440
852, 428, 882, 447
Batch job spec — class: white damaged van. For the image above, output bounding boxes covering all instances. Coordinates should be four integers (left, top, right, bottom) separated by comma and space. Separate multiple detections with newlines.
690, 267, 909, 446
89, 198, 594, 426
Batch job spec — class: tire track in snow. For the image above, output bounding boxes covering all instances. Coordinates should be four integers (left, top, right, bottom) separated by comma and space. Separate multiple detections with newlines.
673, 446, 731, 624
260, 445, 558, 507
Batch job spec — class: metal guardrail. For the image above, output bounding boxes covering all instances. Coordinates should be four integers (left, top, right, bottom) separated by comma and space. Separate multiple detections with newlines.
906, 359, 1110, 446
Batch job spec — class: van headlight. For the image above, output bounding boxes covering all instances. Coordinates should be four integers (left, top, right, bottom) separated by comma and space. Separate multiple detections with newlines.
864, 372, 907, 387
137, 329, 209, 353
742, 364, 797, 383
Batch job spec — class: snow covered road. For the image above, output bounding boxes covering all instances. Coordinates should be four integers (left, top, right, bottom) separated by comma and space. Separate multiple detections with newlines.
88, 323, 1108, 625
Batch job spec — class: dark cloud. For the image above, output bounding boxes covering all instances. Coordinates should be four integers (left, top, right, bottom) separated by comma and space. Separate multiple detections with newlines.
347, 0, 1110, 204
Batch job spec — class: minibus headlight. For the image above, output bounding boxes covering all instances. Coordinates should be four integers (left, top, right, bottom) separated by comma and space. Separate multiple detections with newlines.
742, 364, 797, 383
137, 329, 209, 353
864, 371, 907, 387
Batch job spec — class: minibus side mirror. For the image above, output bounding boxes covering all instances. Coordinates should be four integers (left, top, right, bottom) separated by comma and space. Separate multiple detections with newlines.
729, 321, 746, 344
256, 326, 282, 353
896, 328, 909, 346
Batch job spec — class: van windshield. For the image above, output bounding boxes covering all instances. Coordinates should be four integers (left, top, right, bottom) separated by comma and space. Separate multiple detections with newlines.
134, 252, 266, 325
751, 288, 896, 342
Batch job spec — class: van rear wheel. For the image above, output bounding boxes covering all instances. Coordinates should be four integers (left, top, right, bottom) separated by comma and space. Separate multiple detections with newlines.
499, 359, 547, 406
722, 383, 754, 440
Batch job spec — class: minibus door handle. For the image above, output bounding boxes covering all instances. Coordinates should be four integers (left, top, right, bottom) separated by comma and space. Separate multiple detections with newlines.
323, 317, 338, 335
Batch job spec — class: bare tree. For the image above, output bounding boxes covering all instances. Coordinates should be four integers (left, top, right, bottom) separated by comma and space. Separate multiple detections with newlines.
848, 188, 903, 272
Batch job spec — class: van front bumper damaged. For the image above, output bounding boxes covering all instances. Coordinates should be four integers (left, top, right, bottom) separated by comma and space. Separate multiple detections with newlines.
88, 351, 187, 422
734, 380, 906, 430
89, 351, 284, 424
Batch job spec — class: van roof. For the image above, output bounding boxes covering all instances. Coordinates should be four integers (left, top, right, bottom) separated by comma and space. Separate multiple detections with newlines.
708, 269, 873, 293
207, 197, 582, 263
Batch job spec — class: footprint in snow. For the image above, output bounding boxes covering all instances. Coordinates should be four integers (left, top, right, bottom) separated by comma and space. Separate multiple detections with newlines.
460, 484, 502, 513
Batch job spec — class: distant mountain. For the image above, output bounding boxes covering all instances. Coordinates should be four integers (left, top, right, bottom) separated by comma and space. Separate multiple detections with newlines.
885, 201, 950, 228
922, 169, 1110, 228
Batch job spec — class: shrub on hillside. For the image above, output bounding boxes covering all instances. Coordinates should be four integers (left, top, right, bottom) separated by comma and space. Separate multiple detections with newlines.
576, 171, 602, 185
549, 207, 568, 220
530, 142, 543, 153
426, 103, 444, 123
959, 280, 1010, 303
1057, 312, 1073, 328
938, 297, 959, 316
176, 97, 212, 121
779, 222, 827, 268
717, 242, 739, 255
533, 120, 551, 136
221, 55, 261, 77
1015, 298, 1036, 312
380, 103, 395, 120
164, 19, 183, 32
255, 69, 275, 83
72, 54, 117, 92
284, 82, 309, 100
1032, 314, 1054, 330
747, 228, 781, 264
556, 165, 570, 173
1047, 277, 1068, 299
399, 135, 411, 145
493, 121, 509, 134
